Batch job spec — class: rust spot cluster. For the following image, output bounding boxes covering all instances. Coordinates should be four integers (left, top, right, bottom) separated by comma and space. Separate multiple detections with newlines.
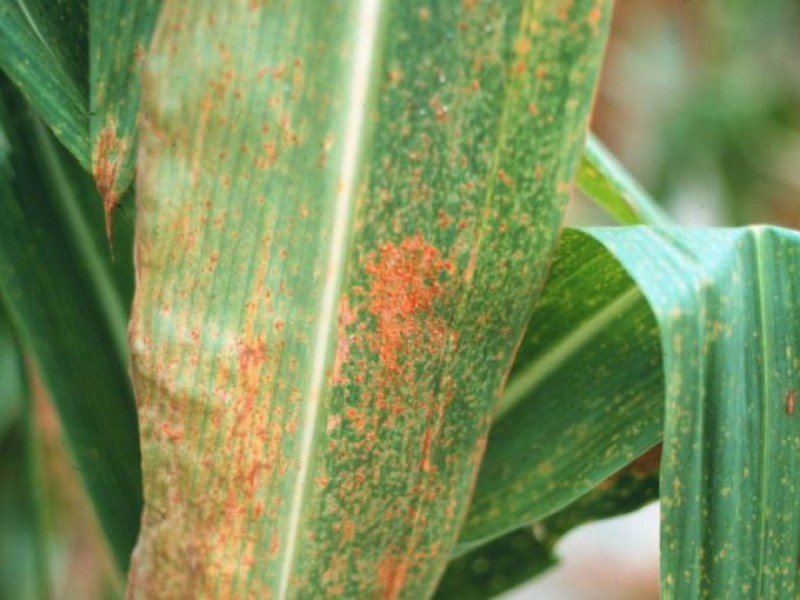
364, 233, 454, 378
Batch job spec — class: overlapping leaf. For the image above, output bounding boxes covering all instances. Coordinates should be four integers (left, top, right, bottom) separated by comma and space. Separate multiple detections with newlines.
577, 133, 670, 226
439, 445, 660, 599
588, 226, 800, 599
456, 228, 664, 553
456, 224, 800, 597
0, 335, 49, 600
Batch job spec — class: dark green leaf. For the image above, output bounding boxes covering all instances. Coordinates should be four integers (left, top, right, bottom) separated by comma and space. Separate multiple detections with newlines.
436, 527, 555, 600
0, 78, 140, 572
0, 0, 89, 168
439, 445, 660, 599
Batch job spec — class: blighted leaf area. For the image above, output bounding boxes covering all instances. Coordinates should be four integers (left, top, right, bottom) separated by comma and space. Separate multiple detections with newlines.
92, 122, 128, 245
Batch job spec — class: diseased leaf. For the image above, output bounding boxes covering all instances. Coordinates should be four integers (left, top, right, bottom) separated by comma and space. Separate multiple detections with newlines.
90, 0, 161, 238
128, 1, 612, 597
0, 77, 140, 572
577, 133, 670, 226
587, 226, 800, 599
457, 228, 664, 553
0, 0, 89, 168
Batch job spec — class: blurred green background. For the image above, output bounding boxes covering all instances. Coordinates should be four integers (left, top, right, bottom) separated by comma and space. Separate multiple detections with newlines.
1, 1, 799, 598
574, 0, 800, 229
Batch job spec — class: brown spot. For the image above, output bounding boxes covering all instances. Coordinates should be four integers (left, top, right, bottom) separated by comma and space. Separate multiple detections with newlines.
627, 444, 663, 476
418, 7, 430, 21
497, 169, 514, 188
92, 123, 129, 247
388, 67, 404, 85
436, 210, 453, 229
428, 96, 448, 122
514, 38, 532, 56
160, 422, 184, 441
419, 427, 434, 472
535, 65, 548, 80
786, 390, 796, 415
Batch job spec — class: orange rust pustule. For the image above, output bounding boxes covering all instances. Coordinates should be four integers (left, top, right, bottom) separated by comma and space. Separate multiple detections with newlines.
92, 124, 129, 246
377, 555, 409, 600
363, 233, 453, 377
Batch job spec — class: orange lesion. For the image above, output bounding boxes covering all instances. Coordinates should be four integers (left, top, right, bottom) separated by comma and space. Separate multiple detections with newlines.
92, 122, 129, 245
377, 555, 409, 600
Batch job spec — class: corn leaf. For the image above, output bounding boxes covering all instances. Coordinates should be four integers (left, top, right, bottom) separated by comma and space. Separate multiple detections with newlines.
90, 0, 161, 236
128, 1, 612, 597
587, 225, 800, 599
457, 228, 664, 553
0, 78, 140, 572
0, 0, 89, 168
577, 133, 670, 226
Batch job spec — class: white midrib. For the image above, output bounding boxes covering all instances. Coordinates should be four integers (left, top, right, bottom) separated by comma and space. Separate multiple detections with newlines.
16, 0, 52, 55
276, 0, 382, 597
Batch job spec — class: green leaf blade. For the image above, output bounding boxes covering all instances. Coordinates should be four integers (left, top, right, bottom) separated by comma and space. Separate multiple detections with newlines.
587, 226, 800, 599
577, 133, 671, 226
0, 0, 90, 168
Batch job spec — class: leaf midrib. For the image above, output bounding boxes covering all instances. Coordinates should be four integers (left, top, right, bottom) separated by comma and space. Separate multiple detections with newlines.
496, 283, 644, 419
276, 1, 386, 596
